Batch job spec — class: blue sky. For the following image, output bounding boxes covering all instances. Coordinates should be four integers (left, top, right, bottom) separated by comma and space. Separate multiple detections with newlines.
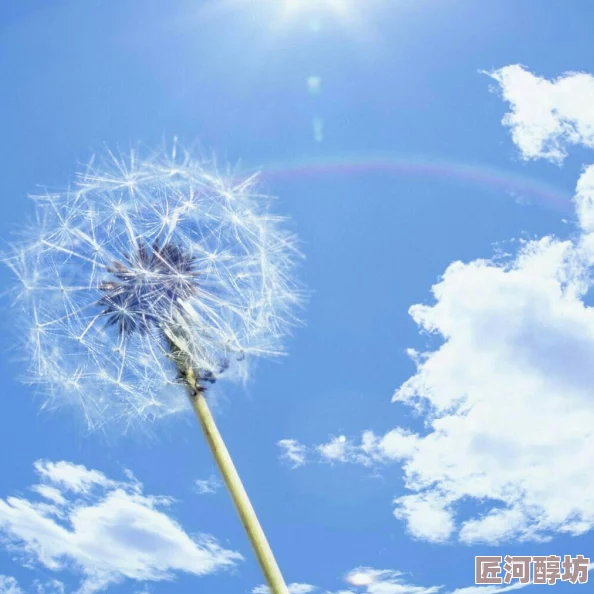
2, 1, 594, 593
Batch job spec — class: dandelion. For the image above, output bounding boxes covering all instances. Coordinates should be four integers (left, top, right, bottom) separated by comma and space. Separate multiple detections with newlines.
4, 142, 302, 594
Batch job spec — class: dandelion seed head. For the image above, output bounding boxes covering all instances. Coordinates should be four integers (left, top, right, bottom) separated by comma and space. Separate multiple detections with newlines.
5, 144, 302, 431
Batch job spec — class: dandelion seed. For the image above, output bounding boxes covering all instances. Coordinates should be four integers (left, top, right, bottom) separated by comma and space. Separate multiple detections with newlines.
4, 142, 302, 594
5, 143, 301, 427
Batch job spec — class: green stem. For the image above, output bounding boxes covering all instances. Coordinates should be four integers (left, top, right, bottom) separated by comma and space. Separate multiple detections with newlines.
167, 332, 290, 594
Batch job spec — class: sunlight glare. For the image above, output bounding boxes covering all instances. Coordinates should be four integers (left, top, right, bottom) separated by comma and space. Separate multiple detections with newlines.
284, 0, 352, 17
346, 571, 375, 587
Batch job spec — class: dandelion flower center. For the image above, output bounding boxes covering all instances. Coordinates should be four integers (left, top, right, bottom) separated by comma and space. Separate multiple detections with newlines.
98, 241, 199, 335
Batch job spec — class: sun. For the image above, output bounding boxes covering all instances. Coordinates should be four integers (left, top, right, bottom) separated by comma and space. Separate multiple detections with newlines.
188, 0, 379, 55
283, 0, 351, 15
275, 0, 373, 41
280, 0, 359, 26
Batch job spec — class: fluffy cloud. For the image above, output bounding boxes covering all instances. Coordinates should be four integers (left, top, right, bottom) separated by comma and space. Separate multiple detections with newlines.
342, 568, 441, 594
487, 65, 594, 163
251, 568, 440, 594
252, 566, 507, 594
251, 583, 317, 594
389, 219, 594, 543
316, 435, 362, 464
283, 68, 594, 544
0, 576, 23, 594
0, 576, 64, 594
0, 460, 242, 593
277, 439, 308, 468
254, 564, 593, 594
304, 192, 594, 543
382, 70, 594, 544
34, 580, 65, 594
194, 475, 221, 495
277, 429, 417, 467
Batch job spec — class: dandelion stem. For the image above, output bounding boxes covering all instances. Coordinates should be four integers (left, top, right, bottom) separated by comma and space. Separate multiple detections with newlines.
189, 390, 290, 594
166, 332, 290, 594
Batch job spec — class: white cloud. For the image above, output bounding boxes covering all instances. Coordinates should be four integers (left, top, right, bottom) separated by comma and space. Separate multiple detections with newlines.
339, 207, 594, 544
487, 65, 594, 163
343, 568, 441, 594
277, 439, 308, 468
0, 460, 242, 593
252, 568, 441, 594
278, 429, 417, 468
286, 218, 594, 539
32, 460, 115, 494
33, 580, 65, 594
290, 587, 317, 594
319, 430, 418, 465
194, 475, 221, 495
381, 68, 594, 543
317, 435, 359, 464
0, 576, 23, 594
30, 485, 66, 506
393, 493, 455, 544
0, 576, 65, 594
256, 563, 594, 594
285, 67, 594, 544
251, 583, 317, 594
